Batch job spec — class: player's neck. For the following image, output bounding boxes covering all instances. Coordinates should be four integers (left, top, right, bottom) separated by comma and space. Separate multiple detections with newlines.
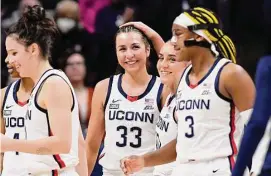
20, 78, 34, 93
72, 81, 85, 91
190, 51, 216, 76
31, 60, 52, 84
123, 69, 151, 86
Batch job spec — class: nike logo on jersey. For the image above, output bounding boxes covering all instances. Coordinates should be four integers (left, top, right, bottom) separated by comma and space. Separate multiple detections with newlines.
6, 105, 13, 109
212, 169, 219, 173
112, 99, 121, 103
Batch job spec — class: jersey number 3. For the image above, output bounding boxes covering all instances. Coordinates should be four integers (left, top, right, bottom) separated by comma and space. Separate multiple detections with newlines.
185, 116, 194, 138
13, 133, 19, 155
116, 126, 142, 148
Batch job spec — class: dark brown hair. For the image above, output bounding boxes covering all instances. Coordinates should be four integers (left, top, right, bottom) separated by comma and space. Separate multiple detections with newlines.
6, 5, 59, 60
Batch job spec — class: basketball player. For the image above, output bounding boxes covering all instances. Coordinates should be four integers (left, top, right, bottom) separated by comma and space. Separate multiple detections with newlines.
120, 7, 256, 176
153, 41, 189, 176
1, 62, 88, 175
232, 56, 271, 176
0, 61, 33, 176
0, 5, 84, 176
85, 25, 169, 176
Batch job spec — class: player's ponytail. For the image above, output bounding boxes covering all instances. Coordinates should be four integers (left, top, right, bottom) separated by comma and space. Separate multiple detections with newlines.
7, 5, 59, 60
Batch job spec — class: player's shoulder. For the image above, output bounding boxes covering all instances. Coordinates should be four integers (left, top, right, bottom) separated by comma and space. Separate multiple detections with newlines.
44, 75, 68, 87
95, 77, 111, 94
221, 62, 249, 80
42, 76, 71, 96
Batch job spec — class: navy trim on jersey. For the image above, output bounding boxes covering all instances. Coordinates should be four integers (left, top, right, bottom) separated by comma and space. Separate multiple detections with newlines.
104, 76, 114, 111
44, 111, 66, 170
31, 69, 54, 94
175, 65, 191, 95
185, 58, 221, 88
172, 106, 177, 124
167, 94, 176, 107
156, 83, 164, 112
12, 79, 21, 103
214, 62, 232, 103
2, 82, 14, 114
118, 74, 156, 101
34, 74, 75, 113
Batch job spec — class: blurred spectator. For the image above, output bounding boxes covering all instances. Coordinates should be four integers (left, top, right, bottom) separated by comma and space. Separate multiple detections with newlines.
1, 0, 41, 29
79, 0, 111, 34
1, 26, 8, 88
94, 0, 125, 81
62, 50, 94, 137
61, 49, 103, 176
52, 0, 87, 69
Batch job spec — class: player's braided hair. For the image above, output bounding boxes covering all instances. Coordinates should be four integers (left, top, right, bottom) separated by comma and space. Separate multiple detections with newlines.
185, 7, 236, 63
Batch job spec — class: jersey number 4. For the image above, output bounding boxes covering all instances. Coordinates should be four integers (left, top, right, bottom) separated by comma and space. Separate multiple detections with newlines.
13, 133, 19, 155
116, 126, 142, 148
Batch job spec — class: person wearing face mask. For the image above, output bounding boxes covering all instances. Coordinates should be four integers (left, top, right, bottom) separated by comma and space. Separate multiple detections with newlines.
52, 0, 86, 69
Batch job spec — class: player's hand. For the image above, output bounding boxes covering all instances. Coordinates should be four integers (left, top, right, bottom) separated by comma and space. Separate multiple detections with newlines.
120, 22, 156, 39
120, 155, 145, 175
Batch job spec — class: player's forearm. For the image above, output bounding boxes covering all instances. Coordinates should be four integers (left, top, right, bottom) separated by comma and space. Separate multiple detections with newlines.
149, 32, 165, 56
0, 153, 3, 173
76, 130, 88, 176
7, 136, 71, 155
86, 146, 100, 175
143, 139, 177, 167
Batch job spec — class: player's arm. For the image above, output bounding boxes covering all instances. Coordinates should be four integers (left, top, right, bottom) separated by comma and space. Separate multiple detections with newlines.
222, 63, 255, 112
121, 139, 177, 174
76, 128, 88, 176
1, 76, 73, 154
0, 87, 7, 173
121, 22, 165, 55
232, 57, 271, 176
85, 79, 107, 175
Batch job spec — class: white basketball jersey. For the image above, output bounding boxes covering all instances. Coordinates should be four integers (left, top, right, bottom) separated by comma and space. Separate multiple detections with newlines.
175, 58, 242, 168
99, 74, 163, 174
2, 80, 28, 176
154, 93, 177, 176
23, 69, 80, 175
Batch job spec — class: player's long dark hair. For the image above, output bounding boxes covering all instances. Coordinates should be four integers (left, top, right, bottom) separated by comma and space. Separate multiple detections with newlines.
6, 5, 59, 61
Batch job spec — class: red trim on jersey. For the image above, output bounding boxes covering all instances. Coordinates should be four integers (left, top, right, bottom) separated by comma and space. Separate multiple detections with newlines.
229, 103, 237, 169
17, 100, 28, 107
189, 83, 198, 89
127, 95, 138, 102
98, 153, 105, 160
52, 170, 58, 176
49, 131, 66, 169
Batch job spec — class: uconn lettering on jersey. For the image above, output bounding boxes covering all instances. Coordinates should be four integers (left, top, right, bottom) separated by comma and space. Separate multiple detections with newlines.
109, 110, 154, 124
5, 117, 25, 128
177, 99, 210, 110
156, 116, 169, 132
26, 110, 32, 120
